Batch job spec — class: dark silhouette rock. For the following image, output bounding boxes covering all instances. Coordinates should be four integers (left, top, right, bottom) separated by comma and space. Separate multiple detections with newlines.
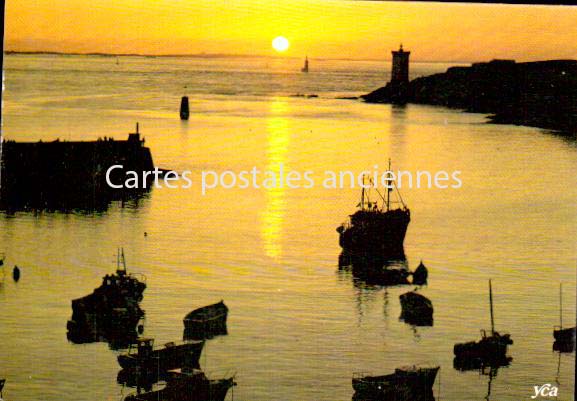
363, 59, 577, 135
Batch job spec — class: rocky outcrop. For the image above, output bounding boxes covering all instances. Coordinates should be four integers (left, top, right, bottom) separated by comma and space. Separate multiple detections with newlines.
362, 59, 577, 135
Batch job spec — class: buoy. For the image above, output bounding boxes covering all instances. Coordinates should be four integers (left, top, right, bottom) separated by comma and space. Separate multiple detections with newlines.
13, 266, 20, 282
180, 96, 190, 120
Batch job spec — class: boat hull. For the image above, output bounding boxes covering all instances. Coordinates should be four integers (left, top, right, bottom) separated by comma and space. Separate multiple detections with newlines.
399, 292, 433, 326
454, 332, 513, 368
184, 302, 229, 340
338, 209, 410, 261
553, 327, 576, 343
353, 367, 438, 401
118, 342, 205, 371
124, 376, 235, 401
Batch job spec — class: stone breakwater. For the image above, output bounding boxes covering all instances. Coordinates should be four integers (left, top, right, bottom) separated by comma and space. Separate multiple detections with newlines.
0, 132, 154, 211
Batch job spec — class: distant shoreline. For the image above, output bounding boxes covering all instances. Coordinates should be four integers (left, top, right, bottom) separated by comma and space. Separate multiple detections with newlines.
3, 50, 473, 64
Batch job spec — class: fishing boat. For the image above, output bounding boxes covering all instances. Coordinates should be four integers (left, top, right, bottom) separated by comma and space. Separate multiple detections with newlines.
67, 248, 146, 346
553, 283, 576, 352
67, 297, 144, 347
453, 280, 513, 366
301, 56, 309, 73
399, 291, 433, 326
106, 248, 147, 302
337, 160, 410, 262
123, 369, 235, 401
184, 301, 229, 340
353, 366, 439, 400
117, 338, 205, 371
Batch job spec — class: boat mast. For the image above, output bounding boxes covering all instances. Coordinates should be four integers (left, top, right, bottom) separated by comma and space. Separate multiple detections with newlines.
489, 279, 495, 335
559, 283, 563, 330
386, 159, 391, 211
360, 175, 365, 210
117, 247, 126, 274
121, 248, 126, 272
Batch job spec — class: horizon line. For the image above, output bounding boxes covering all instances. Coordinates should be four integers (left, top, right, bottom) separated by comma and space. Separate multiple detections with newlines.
5, 50, 574, 65
3, 49, 478, 64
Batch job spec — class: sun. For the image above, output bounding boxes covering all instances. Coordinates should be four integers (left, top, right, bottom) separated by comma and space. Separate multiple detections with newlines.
272, 36, 289, 53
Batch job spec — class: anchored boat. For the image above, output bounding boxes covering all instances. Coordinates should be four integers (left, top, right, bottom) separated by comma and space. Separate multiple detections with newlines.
353, 366, 439, 401
553, 283, 576, 352
184, 301, 229, 340
117, 338, 205, 371
400, 291, 433, 326
123, 369, 235, 401
453, 280, 513, 368
108, 248, 147, 302
337, 161, 410, 263
67, 248, 146, 346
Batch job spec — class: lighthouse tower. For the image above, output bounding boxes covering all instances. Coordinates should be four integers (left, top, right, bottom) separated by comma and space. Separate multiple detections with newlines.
391, 44, 410, 84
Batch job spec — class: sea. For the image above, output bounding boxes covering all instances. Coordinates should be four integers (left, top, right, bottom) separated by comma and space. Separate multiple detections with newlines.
0, 54, 576, 401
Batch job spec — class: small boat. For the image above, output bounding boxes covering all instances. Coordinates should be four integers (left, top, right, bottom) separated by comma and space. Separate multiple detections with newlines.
454, 280, 513, 366
553, 283, 576, 352
123, 369, 235, 401
412, 261, 428, 285
337, 161, 410, 262
0, 378, 5, 397
301, 56, 309, 73
184, 301, 228, 340
400, 291, 433, 326
118, 338, 205, 371
353, 366, 439, 400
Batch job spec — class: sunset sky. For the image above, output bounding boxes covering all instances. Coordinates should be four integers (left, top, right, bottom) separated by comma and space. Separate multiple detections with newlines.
5, 0, 577, 62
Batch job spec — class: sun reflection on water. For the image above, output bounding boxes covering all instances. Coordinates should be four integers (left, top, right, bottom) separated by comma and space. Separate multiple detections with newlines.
261, 99, 290, 259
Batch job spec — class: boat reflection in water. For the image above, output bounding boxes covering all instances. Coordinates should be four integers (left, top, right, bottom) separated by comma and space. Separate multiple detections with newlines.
352, 366, 439, 401
339, 253, 410, 285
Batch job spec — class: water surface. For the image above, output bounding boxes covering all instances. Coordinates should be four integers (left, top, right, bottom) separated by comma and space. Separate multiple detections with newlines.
0, 54, 575, 401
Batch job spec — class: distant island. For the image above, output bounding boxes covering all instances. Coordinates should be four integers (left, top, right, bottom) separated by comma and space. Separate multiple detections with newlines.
362, 59, 577, 136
